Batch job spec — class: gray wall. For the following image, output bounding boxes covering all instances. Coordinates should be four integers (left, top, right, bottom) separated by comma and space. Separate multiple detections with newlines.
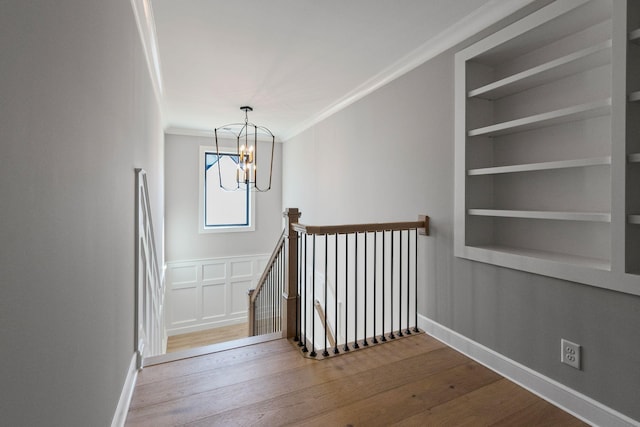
0, 1, 164, 425
165, 133, 283, 261
283, 43, 640, 421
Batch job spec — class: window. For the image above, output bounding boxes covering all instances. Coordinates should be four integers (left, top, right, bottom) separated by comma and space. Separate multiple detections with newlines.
200, 147, 254, 232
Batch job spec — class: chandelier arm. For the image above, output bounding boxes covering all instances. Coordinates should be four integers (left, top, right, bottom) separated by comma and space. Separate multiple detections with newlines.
218, 182, 241, 191
255, 125, 275, 137
254, 124, 258, 185
214, 122, 253, 139
217, 124, 274, 139
267, 134, 274, 190
214, 128, 225, 190
253, 135, 275, 192
214, 129, 240, 191
236, 135, 242, 184
215, 122, 247, 129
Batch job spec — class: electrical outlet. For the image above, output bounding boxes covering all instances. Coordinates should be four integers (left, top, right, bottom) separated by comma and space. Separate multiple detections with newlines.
561, 339, 581, 370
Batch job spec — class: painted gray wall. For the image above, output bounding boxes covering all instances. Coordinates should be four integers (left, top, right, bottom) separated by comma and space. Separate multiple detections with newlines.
283, 41, 640, 422
165, 133, 283, 261
0, 1, 163, 425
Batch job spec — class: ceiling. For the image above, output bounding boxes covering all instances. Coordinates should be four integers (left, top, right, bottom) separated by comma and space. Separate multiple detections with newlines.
150, 0, 531, 141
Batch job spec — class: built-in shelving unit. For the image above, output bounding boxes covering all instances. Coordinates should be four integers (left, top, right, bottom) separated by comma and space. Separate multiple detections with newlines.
455, 0, 640, 294
468, 40, 611, 100
627, 2, 640, 276
468, 209, 611, 223
467, 245, 611, 271
468, 99, 611, 137
467, 157, 610, 176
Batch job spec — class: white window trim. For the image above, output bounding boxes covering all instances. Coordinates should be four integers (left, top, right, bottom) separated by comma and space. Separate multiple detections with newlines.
199, 145, 255, 234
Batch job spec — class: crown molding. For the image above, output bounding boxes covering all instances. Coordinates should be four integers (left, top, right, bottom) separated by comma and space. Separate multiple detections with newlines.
281, 0, 537, 142
130, 0, 164, 104
165, 126, 284, 143
165, 127, 215, 138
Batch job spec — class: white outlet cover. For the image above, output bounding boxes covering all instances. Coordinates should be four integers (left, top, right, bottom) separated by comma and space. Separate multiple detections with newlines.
561, 338, 581, 370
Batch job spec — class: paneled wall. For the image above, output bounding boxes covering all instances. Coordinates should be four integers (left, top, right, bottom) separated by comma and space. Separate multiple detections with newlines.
166, 255, 269, 335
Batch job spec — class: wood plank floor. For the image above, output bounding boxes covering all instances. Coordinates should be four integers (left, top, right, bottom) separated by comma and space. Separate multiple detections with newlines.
126, 333, 587, 426
166, 323, 248, 353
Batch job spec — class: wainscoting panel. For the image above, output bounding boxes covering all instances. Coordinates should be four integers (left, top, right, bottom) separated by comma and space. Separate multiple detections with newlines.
202, 262, 225, 282
171, 264, 198, 285
201, 284, 225, 319
165, 254, 269, 335
230, 280, 253, 314
169, 287, 198, 326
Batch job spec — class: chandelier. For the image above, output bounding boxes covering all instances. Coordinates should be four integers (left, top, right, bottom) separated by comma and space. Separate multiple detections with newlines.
214, 106, 275, 192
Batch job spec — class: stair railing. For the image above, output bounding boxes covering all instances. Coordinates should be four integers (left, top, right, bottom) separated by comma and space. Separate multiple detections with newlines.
248, 230, 286, 336
134, 168, 165, 368
247, 208, 301, 338
292, 215, 429, 358
249, 208, 430, 360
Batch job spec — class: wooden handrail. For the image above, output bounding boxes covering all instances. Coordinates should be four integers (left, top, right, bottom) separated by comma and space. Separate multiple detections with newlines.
292, 215, 429, 236
250, 229, 285, 305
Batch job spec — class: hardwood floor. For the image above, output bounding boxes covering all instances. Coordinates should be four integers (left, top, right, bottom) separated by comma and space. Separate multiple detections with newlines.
126, 333, 587, 426
166, 323, 248, 353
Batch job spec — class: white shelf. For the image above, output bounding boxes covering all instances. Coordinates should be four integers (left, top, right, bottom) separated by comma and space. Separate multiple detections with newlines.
468, 209, 611, 223
467, 99, 611, 137
468, 41, 611, 100
629, 91, 640, 102
468, 245, 611, 271
629, 215, 640, 225
629, 28, 640, 44
628, 153, 640, 163
467, 156, 610, 176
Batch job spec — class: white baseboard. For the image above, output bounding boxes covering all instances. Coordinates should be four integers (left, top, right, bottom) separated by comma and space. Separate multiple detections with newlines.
418, 315, 639, 427
111, 353, 138, 427
166, 316, 247, 336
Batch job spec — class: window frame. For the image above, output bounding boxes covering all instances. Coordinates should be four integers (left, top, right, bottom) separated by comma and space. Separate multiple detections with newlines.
199, 145, 255, 234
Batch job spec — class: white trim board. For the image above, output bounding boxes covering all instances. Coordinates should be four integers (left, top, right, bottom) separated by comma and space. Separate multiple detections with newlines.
166, 253, 271, 265
418, 315, 639, 427
166, 316, 248, 337
165, 127, 284, 143
129, 0, 163, 103
146, 332, 282, 366
111, 353, 138, 427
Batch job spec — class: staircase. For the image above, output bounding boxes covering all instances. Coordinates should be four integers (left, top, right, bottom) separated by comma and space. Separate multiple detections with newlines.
248, 207, 430, 359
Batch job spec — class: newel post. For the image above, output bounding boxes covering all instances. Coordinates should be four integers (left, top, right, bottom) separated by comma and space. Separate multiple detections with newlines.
282, 208, 300, 339
247, 288, 255, 336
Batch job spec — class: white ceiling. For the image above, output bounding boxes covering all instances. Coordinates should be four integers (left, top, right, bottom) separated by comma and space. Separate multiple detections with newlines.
150, 0, 532, 141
